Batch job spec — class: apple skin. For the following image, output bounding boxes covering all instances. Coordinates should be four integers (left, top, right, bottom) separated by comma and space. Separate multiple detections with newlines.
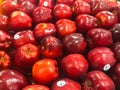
22, 84, 50, 90
61, 54, 88, 80
56, 0, 74, 6
51, 78, 81, 90
0, 69, 27, 90
53, 4, 72, 20
88, 47, 116, 71
34, 23, 57, 40
10, 11, 32, 31
0, 50, 11, 69
82, 70, 115, 90
14, 43, 40, 69
13, 30, 36, 48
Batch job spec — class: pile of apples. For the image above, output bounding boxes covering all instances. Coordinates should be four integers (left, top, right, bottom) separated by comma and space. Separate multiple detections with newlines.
0, 0, 120, 90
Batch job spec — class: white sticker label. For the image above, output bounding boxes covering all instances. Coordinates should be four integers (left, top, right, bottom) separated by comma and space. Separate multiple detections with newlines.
57, 80, 66, 87
14, 34, 20, 39
103, 64, 111, 71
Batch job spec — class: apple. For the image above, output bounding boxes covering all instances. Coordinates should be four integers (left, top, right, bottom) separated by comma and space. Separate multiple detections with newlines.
82, 70, 115, 90
0, 69, 27, 90
34, 23, 56, 40
13, 30, 36, 48
53, 4, 72, 20
51, 78, 81, 90
56, 0, 74, 6
10, 11, 32, 31
61, 54, 88, 79
63, 33, 87, 54
40, 36, 63, 59
88, 47, 116, 71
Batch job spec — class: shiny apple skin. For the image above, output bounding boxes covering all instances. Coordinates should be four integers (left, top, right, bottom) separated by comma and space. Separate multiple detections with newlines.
51, 78, 81, 90
40, 36, 63, 59
0, 69, 27, 90
14, 43, 40, 69
82, 70, 115, 90
13, 30, 36, 48
10, 11, 32, 31
34, 23, 56, 40
61, 54, 88, 79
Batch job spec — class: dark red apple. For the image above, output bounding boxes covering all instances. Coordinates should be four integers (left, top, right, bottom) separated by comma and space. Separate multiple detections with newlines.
63, 33, 87, 54
19, 1, 36, 17
34, 23, 56, 40
108, 63, 120, 89
76, 14, 98, 33
40, 36, 63, 59
0, 69, 27, 90
13, 30, 36, 48
82, 70, 115, 90
55, 19, 77, 38
0, 50, 11, 69
53, 4, 72, 20
88, 47, 116, 71
61, 54, 88, 79
22, 84, 50, 90
10, 11, 32, 31
56, 0, 74, 6
86, 28, 113, 48
51, 78, 81, 90
33, 6, 53, 23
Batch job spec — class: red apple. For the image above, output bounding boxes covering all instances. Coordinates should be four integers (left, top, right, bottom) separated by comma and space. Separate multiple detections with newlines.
22, 84, 50, 90
14, 43, 40, 69
40, 36, 63, 59
90, 0, 109, 15
55, 19, 77, 38
0, 50, 11, 69
33, 6, 53, 23
76, 14, 98, 33
53, 4, 72, 20
96, 10, 118, 29
1, 0, 19, 16
51, 78, 81, 90
88, 47, 116, 71
38, 0, 54, 9
18, 0, 37, 5
82, 70, 115, 90
32, 58, 59, 84
10, 11, 32, 31
34, 23, 56, 40
13, 30, 36, 48
0, 69, 27, 90
61, 54, 88, 79
0, 30, 13, 50
86, 28, 113, 48
73, 0, 91, 16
